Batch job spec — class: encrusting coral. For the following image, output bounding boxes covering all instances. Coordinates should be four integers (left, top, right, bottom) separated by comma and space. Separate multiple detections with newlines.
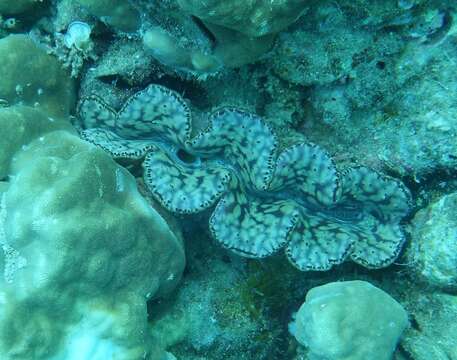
79, 84, 412, 271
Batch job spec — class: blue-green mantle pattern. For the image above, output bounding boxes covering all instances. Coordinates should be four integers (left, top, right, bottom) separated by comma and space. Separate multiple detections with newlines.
78, 84, 412, 271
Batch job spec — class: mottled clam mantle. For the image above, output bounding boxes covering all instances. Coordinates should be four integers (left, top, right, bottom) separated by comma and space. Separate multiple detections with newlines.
79, 84, 412, 271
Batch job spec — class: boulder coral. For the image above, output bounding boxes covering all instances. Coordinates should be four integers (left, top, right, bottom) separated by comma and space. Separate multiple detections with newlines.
142, 0, 306, 75
0, 105, 185, 359
0, 34, 75, 118
79, 84, 412, 271
75, 0, 140, 32
291, 281, 408, 360
0, 0, 43, 14
176, 0, 309, 37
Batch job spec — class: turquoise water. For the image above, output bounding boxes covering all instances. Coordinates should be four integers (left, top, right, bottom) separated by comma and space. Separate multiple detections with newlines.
0, 1, 456, 359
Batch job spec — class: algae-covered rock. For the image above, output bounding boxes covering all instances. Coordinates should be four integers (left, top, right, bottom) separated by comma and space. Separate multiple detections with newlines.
408, 192, 457, 290
292, 280, 408, 360
273, 22, 371, 86
401, 292, 457, 360
0, 112, 185, 359
149, 237, 284, 360
0, 34, 75, 118
275, 3, 457, 178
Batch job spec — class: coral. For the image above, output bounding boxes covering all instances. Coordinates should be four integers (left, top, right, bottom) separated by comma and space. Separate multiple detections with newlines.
45, 21, 98, 78
273, 23, 371, 86
0, 0, 44, 15
143, 23, 275, 75
141, 0, 280, 75
143, 26, 222, 76
75, 0, 140, 32
0, 105, 73, 178
0, 34, 75, 117
291, 280, 408, 360
408, 192, 457, 290
176, 0, 309, 37
0, 105, 185, 359
75, 36, 157, 112
79, 84, 412, 271
268, 1, 457, 179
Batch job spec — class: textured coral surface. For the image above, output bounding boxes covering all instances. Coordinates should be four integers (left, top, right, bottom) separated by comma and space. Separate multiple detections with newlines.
0, 106, 185, 359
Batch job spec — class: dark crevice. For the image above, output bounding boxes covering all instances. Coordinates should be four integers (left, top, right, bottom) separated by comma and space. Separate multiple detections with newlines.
191, 15, 217, 46
409, 315, 422, 331
148, 74, 211, 108
398, 344, 416, 360
176, 148, 198, 164
407, 167, 457, 196
96, 74, 133, 90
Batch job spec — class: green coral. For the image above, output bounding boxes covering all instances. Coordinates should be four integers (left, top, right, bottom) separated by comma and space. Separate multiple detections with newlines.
142, 0, 286, 74
292, 281, 409, 360
0, 105, 185, 359
143, 23, 275, 74
0, 34, 75, 118
75, 0, 140, 32
0, 0, 44, 14
176, 0, 309, 37
0, 105, 73, 178
78, 84, 412, 272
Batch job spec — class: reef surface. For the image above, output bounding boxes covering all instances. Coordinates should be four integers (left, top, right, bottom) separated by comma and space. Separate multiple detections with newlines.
0, 1, 456, 359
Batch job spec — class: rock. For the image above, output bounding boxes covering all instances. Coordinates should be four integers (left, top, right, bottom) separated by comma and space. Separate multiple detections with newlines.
291, 280, 408, 360
409, 192, 457, 289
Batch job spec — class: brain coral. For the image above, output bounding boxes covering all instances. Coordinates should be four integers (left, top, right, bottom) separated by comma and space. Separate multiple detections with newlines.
79, 84, 412, 271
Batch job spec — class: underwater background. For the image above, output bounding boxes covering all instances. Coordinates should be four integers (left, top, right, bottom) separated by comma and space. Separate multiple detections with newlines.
0, 0, 456, 359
